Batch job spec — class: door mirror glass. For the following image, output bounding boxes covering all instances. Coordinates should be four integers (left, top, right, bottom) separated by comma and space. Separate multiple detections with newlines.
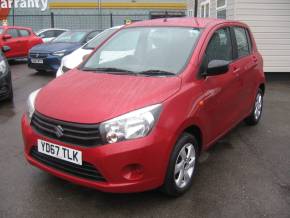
207, 60, 229, 76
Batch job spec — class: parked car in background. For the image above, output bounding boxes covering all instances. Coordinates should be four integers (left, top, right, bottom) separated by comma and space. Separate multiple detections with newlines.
22, 18, 265, 196
28, 30, 101, 72
56, 26, 122, 77
0, 26, 43, 60
0, 46, 13, 101
36, 28, 68, 43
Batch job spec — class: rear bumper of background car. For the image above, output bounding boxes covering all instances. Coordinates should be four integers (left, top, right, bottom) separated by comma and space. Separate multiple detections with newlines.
21, 114, 173, 193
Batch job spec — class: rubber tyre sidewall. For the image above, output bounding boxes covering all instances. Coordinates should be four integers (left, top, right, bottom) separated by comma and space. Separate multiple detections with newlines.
245, 89, 263, 126
162, 133, 199, 197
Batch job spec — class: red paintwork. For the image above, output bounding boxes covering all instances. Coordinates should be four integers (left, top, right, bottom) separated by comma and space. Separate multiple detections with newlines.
21, 18, 266, 193
0, 26, 43, 59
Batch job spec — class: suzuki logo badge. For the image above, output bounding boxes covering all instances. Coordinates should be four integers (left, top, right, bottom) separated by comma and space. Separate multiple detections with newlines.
54, 125, 64, 138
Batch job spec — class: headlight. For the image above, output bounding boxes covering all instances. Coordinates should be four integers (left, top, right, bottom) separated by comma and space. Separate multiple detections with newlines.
99, 104, 162, 144
0, 60, 7, 76
52, 50, 67, 57
26, 89, 41, 122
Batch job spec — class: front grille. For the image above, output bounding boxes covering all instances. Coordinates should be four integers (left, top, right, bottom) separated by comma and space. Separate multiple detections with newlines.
31, 111, 104, 146
0, 84, 9, 99
30, 53, 48, 58
30, 147, 106, 182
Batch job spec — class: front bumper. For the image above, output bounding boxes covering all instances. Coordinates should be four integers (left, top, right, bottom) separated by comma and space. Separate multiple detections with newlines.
21, 115, 172, 193
28, 54, 62, 72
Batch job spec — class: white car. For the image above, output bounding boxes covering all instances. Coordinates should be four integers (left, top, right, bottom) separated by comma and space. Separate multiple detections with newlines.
56, 26, 122, 77
36, 28, 68, 43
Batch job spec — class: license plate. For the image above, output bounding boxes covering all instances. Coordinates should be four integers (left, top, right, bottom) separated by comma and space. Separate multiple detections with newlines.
37, 139, 82, 165
31, 58, 43, 64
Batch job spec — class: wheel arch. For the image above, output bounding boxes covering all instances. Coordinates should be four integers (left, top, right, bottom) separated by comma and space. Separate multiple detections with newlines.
183, 125, 203, 155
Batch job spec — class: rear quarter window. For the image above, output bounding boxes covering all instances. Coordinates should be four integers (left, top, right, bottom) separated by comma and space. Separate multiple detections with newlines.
19, 29, 30, 37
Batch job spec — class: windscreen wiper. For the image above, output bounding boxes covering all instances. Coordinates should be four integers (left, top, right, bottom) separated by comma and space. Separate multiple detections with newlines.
137, 70, 176, 77
82, 67, 137, 75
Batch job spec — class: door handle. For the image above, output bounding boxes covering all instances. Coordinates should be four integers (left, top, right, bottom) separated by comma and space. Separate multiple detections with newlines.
253, 56, 258, 63
233, 67, 240, 73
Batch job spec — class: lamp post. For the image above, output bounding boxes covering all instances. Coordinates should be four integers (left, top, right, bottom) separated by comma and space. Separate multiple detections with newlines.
98, 0, 102, 30
194, 0, 198, 17
12, 0, 15, 25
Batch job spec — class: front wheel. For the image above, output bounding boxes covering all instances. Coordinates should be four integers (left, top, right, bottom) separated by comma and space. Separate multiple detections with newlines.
245, 89, 264, 126
162, 133, 199, 197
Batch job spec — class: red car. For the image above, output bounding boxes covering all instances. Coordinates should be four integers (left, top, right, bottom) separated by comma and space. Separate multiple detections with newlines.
0, 26, 43, 59
22, 18, 265, 196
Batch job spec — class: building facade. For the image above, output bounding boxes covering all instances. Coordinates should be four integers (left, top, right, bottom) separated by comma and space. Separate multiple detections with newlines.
7, 0, 186, 31
187, 0, 290, 73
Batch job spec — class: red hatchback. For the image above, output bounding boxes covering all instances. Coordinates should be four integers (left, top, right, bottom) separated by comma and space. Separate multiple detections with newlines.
0, 26, 43, 59
22, 18, 265, 196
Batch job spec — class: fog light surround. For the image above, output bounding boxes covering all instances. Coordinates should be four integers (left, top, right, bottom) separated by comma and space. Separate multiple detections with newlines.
122, 164, 144, 181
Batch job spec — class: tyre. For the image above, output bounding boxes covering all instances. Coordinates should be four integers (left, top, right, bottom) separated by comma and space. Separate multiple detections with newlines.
245, 89, 264, 126
6, 80, 14, 102
162, 133, 199, 197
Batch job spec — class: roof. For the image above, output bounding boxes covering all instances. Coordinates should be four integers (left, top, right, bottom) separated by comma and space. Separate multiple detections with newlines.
0, 26, 32, 30
127, 17, 239, 29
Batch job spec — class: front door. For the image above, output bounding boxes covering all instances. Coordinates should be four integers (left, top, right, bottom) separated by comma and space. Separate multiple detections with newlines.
201, 27, 243, 144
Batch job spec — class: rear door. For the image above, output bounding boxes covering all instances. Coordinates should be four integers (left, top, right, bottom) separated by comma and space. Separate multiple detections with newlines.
18, 29, 31, 56
231, 26, 258, 117
201, 27, 243, 142
3, 28, 21, 58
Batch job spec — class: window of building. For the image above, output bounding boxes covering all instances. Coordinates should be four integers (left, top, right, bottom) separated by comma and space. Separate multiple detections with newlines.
200, 0, 210, 18
188, 10, 193, 17
216, 0, 227, 19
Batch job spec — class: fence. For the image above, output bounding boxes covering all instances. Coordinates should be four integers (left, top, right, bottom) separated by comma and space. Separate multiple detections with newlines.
6, 13, 151, 31
6, 11, 186, 31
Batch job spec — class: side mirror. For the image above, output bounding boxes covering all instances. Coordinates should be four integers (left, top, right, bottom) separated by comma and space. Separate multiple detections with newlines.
2, 34, 12, 40
206, 60, 229, 76
2, 45, 11, 53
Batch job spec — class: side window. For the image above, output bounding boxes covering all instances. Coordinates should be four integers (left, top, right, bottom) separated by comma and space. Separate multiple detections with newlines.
43, 30, 55, 38
54, 30, 66, 37
206, 28, 233, 62
86, 31, 100, 42
7, 29, 19, 38
233, 27, 250, 58
19, 29, 30, 37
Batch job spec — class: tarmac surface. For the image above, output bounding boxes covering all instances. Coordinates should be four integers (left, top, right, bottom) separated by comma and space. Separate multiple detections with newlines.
0, 62, 289, 218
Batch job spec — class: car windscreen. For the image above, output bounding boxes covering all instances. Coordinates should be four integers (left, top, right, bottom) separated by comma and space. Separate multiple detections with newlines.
83, 28, 117, 50
81, 27, 200, 76
53, 31, 87, 43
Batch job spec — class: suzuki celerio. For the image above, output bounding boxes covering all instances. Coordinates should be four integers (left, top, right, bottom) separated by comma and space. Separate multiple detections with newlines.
22, 18, 265, 196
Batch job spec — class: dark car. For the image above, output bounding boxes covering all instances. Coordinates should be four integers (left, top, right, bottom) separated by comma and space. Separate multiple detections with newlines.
28, 30, 101, 72
0, 46, 13, 101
